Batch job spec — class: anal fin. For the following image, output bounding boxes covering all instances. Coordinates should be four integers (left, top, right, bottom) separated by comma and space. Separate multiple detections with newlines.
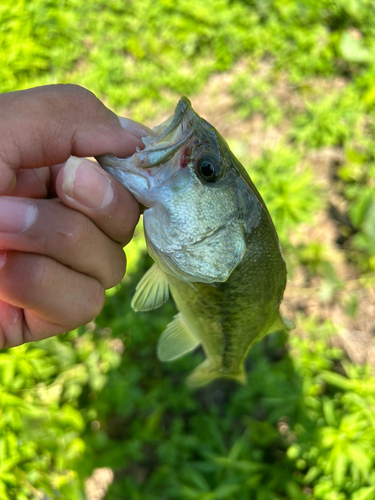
131, 264, 169, 312
157, 313, 200, 362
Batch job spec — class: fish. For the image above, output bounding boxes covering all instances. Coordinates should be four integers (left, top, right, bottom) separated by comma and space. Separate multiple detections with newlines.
97, 97, 290, 387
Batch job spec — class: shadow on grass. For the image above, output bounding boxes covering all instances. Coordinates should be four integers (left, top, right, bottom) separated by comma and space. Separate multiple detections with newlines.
77, 253, 321, 500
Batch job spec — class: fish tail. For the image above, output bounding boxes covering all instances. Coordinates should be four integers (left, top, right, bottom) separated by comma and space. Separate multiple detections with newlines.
187, 360, 247, 388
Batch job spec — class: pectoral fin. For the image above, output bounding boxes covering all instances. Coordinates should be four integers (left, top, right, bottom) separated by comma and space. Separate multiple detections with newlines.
131, 264, 169, 311
157, 313, 200, 361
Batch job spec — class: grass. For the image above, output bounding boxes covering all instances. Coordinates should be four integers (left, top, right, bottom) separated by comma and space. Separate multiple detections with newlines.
1, 0, 375, 499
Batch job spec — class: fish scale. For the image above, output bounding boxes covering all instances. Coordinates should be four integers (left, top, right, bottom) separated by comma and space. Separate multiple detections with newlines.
165, 209, 286, 386
97, 97, 291, 387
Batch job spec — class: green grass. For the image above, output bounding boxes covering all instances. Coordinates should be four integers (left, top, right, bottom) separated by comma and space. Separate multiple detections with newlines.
1, 0, 375, 499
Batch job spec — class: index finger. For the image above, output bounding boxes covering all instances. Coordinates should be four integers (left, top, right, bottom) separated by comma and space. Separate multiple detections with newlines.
0, 84, 144, 193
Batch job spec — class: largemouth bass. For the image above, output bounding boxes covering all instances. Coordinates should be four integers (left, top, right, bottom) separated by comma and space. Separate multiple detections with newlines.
97, 97, 289, 387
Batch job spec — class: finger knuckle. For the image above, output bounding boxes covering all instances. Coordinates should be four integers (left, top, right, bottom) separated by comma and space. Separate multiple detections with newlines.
104, 247, 126, 289
87, 281, 106, 320
56, 83, 96, 102
59, 84, 105, 118
58, 218, 90, 251
0, 310, 24, 349
37, 255, 58, 291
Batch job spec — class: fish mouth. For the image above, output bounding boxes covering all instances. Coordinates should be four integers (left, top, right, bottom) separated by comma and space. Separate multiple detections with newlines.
96, 97, 199, 190
134, 96, 195, 168
154, 96, 192, 142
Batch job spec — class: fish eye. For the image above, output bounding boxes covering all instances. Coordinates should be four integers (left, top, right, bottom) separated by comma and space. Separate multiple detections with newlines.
196, 155, 223, 183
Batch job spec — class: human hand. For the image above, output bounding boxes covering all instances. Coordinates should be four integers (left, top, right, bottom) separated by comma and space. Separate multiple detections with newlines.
0, 84, 149, 349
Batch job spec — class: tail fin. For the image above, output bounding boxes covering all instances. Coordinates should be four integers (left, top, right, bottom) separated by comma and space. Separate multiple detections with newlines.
187, 360, 247, 388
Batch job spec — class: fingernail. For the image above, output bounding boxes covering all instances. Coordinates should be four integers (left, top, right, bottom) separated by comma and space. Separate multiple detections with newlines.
63, 157, 114, 210
0, 198, 37, 233
118, 116, 157, 139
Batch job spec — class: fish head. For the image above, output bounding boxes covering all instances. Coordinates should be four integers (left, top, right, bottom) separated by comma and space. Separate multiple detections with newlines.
97, 97, 263, 283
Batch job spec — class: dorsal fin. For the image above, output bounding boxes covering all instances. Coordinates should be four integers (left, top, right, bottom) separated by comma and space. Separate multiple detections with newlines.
131, 264, 169, 311
157, 313, 200, 361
